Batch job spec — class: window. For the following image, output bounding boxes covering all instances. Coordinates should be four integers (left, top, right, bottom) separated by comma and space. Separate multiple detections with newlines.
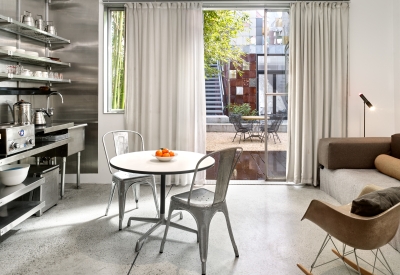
104, 8, 125, 113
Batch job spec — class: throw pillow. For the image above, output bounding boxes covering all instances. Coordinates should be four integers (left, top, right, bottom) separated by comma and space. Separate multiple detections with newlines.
351, 187, 400, 216
375, 154, 400, 181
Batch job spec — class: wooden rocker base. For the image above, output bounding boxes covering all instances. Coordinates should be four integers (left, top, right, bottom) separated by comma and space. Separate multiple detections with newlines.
297, 263, 313, 275
332, 249, 374, 275
297, 249, 376, 275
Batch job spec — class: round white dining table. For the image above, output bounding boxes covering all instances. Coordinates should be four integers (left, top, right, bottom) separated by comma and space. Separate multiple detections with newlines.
110, 150, 215, 251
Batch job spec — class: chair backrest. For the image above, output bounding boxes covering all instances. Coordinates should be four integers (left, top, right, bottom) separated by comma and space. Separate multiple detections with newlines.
188, 147, 243, 205
102, 130, 145, 174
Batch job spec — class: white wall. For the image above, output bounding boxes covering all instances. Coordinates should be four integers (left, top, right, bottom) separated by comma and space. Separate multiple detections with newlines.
348, 0, 397, 137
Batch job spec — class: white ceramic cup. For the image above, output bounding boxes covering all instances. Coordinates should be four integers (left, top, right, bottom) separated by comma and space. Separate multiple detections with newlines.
54, 72, 59, 79
49, 72, 54, 78
42, 72, 49, 78
34, 71, 42, 77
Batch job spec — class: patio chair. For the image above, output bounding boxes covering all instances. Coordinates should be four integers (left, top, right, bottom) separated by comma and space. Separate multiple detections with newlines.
102, 130, 160, 230
260, 115, 283, 143
160, 147, 243, 275
297, 184, 400, 275
229, 114, 253, 144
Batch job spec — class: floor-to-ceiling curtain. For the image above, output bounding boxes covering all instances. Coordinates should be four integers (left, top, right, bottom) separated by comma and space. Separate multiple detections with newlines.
124, 2, 205, 185
287, 2, 349, 185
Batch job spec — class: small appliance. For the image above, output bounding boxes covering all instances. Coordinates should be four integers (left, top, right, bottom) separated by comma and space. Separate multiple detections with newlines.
0, 124, 35, 157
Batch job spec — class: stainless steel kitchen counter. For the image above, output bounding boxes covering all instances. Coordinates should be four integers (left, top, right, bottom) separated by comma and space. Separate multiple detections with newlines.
0, 138, 70, 165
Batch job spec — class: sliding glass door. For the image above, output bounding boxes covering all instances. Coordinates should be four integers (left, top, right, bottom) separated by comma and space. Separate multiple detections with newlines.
262, 9, 289, 180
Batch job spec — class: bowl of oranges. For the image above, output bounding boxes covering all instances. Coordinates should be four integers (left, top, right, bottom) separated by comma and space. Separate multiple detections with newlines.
154, 148, 176, 162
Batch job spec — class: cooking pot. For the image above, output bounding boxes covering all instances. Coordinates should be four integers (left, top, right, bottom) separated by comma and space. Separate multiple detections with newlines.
33, 109, 50, 125
35, 15, 44, 30
45, 22, 56, 35
21, 11, 34, 27
13, 100, 32, 125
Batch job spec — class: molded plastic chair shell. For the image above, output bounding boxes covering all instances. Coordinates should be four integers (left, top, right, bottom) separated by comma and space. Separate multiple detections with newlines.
160, 147, 243, 275
102, 130, 159, 230
298, 184, 400, 274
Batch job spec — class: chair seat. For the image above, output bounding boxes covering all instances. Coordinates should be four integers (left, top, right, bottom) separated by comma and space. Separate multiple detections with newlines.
171, 188, 215, 207
113, 171, 152, 181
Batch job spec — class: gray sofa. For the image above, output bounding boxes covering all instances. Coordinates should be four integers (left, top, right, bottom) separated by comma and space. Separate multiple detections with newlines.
318, 135, 400, 251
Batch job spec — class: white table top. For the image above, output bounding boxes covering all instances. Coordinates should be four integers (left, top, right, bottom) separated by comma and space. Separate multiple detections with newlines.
110, 150, 215, 175
241, 116, 265, 120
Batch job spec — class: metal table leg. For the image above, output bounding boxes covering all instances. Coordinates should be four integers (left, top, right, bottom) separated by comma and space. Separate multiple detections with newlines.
126, 174, 197, 252
60, 157, 66, 198
76, 151, 81, 189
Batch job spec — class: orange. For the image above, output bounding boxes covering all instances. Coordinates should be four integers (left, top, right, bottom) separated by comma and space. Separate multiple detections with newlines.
162, 153, 170, 157
162, 148, 169, 154
155, 150, 163, 157
169, 151, 175, 156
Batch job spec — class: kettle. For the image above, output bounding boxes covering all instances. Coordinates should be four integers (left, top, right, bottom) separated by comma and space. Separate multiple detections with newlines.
13, 100, 32, 125
21, 11, 34, 27
45, 21, 56, 35
35, 15, 44, 30
33, 109, 50, 126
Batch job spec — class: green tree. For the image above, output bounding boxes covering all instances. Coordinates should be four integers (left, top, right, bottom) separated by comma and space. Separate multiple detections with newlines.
203, 11, 250, 78
111, 11, 125, 110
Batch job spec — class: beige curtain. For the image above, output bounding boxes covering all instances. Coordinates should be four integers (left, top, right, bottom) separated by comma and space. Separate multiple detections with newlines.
287, 2, 349, 185
124, 2, 205, 185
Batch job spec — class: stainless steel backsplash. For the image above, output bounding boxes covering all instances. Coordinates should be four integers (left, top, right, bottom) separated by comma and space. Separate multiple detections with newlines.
0, 0, 99, 174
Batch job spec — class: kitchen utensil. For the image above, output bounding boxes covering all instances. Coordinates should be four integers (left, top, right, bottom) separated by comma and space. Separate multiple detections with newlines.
21, 11, 34, 27
34, 71, 42, 77
43, 72, 49, 78
48, 72, 54, 78
0, 46, 16, 51
0, 164, 30, 186
45, 22, 56, 35
33, 109, 50, 125
15, 48, 25, 54
35, 15, 44, 30
25, 51, 39, 57
13, 100, 32, 125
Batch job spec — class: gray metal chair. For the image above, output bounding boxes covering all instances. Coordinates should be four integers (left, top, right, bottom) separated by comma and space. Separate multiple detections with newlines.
229, 114, 253, 143
102, 130, 159, 230
160, 147, 243, 275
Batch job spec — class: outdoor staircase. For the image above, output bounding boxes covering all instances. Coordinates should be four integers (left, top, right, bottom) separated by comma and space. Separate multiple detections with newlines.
205, 64, 224, 116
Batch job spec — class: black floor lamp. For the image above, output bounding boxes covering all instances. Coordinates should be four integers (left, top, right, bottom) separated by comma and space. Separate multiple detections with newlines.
359, 93, 375, 137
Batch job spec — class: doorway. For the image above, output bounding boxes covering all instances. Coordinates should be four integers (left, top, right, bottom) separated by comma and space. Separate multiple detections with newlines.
205, 8, 289, 181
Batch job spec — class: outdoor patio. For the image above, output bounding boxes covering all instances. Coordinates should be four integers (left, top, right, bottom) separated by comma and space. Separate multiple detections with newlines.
206, 132, 288, 180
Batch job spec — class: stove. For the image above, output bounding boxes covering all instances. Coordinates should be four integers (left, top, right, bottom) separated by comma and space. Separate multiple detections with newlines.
0, 123, 35, 157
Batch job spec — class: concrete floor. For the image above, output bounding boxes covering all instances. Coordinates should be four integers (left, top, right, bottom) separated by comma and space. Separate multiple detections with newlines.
0, 183, 399, 275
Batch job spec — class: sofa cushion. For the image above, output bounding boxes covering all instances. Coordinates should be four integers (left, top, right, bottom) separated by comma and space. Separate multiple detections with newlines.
375, 154, 400, 181
318, 137, 391, 169
351, 187, 400, 216
391, 134, 400, 159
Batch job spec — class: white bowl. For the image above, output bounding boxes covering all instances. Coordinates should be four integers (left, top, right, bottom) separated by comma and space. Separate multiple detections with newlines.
0, 46, 16, 51
0, 164, 30, 186
153, 153, 177, 162
25, 51, 39, 57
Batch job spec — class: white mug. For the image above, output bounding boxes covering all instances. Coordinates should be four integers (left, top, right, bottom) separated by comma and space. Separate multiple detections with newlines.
49, 72, 54, 78
34, 71, 42, 77
42, 72, 49, 78
54, 72, 59, 79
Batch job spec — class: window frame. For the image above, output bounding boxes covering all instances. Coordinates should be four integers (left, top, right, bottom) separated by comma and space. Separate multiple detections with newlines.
103, 6, 125, 114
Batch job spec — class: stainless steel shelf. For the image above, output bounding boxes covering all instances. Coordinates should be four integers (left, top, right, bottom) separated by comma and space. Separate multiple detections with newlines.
0, 49, 70, 68
0, 73, 71, 84
0, 14, 70, 44
0, 177, 45, 206
0, 201, 45, 236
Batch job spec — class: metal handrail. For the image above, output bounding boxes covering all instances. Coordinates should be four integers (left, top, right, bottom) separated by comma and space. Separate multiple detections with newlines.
216, 61, 224, 113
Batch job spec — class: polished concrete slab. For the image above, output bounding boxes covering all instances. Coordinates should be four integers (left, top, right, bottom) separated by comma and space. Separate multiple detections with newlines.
0, 183, 399, 275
